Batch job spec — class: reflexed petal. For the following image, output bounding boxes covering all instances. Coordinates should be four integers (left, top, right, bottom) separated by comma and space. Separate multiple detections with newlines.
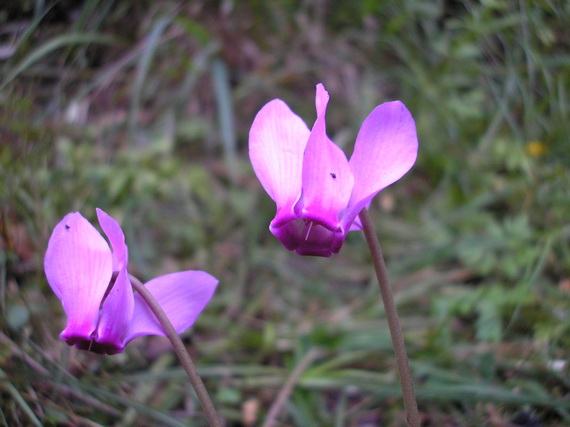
343, 101, 418, 228
96, 208, 127, 270
95, 266, 134, 354
249, 99, 310, 226
301, 84, 354, 230
124, 271, 218, 343
349, 216, 362, 231
314, 82, 329, 113
44, 212, 113, 343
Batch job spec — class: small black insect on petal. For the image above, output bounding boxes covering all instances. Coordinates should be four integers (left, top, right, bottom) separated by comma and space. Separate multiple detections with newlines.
65, 224, 70, 230
330, 172, 337, 179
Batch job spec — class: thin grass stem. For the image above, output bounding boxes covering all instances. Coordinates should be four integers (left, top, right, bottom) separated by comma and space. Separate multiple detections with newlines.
263, 347, 320, 427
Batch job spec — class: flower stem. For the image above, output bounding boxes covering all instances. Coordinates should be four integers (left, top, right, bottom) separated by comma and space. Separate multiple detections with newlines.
129, 275, 223, 427
358, 209, 420, 427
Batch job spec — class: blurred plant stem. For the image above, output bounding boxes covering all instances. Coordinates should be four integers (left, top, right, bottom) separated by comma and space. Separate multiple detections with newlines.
263, 347, 320, 427
129, 275, 223, 427
358, 209, 420, 427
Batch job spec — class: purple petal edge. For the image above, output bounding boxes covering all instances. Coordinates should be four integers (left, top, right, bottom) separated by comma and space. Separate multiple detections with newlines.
124, 270, 218, 344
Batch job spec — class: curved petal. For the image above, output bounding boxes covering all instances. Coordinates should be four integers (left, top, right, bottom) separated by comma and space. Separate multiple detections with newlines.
124, 271, 218, 344
343, 101, 418, 229
249, 99, 310, 226
44, 212, 113, 344
96, 208, 127, 270
348, 215, 362, 231
94, 265, 133, 354
89, 209, 133, 354
301, 84, 354, 230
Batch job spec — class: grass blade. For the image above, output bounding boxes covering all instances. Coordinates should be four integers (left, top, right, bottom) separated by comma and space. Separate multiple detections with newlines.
1, 33, 116, 91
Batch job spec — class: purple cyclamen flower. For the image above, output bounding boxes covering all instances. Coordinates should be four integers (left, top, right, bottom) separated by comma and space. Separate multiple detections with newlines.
44, 208, 217, 355
249, 83, 418, 257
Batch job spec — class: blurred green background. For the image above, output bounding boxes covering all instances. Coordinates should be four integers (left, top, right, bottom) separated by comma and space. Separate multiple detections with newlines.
1, 1, 569, 425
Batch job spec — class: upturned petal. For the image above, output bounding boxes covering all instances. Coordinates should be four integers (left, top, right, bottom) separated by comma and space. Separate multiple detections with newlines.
96, 208, 127, 270
124, 271, 218, 344
300, 84, 354, 230
72, 208, 134, 354
343, 101, 418, 229
249, 99, 311, 226
44, 212, 113, 345
89, 267, 132, 354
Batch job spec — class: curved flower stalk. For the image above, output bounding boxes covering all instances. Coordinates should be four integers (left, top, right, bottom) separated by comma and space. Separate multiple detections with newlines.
249, 83, 418, 257
44, 208, 218, 355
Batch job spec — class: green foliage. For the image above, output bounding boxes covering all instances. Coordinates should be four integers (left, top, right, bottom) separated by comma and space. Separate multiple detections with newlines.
1, 0, 569, 425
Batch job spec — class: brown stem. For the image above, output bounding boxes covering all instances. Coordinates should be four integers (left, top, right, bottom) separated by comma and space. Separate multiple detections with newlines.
358, 209, 420, 427
129, 275, 223, 427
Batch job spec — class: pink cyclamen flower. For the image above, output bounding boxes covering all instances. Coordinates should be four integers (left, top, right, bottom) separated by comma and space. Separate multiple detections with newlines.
44, 208, 217, 355
249, 83, 418, 257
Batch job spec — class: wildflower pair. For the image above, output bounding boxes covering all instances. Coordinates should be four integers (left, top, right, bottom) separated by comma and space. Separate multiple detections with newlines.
46, 83, 417, 354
